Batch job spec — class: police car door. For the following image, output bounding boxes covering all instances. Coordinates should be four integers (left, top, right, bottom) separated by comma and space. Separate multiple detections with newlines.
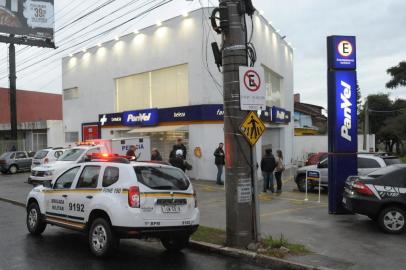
46, 166, 81, 221
68, 165, 102, 222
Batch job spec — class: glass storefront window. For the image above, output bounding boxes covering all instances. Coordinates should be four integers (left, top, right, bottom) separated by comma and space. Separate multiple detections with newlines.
113, 130, 188, 162
115, 64, 189, 112
263, 65, 282, 107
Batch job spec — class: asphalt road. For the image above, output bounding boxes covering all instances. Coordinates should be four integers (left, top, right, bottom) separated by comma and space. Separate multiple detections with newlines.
0, 201, 267, 270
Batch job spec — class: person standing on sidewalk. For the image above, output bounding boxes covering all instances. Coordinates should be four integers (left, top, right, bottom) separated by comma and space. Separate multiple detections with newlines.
214, 143, 225, 185
260, 149, 276, 193
274, 150, 285, 193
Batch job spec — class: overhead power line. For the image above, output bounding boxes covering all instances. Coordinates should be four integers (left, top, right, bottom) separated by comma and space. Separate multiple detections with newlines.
0, 0, 154, 79
0, 0, 174, 83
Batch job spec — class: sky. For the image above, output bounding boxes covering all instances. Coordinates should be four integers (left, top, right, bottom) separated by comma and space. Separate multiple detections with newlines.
0, 0, 405, 108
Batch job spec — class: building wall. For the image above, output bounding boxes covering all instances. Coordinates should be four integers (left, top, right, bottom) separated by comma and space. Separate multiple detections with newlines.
46, 120, 64, 147
61, 8, 294, 179
0, 88, 62, 123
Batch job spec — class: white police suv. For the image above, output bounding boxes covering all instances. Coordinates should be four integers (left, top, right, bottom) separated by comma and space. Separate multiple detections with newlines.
26, 154, 199, 257
29, 143, 108, 185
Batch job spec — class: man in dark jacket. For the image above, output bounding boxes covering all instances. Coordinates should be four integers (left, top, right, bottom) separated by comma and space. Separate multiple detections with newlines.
171, 138, 187, 160
260, 148, 276, 193
170, 149, 187, 172
214, 143, 225, 185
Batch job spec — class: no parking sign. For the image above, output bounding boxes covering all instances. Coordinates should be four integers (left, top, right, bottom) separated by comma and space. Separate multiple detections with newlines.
239, 67, 266, 111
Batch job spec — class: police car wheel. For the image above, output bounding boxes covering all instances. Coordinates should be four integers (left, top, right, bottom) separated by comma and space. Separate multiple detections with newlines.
378, 207, 406, 234
89, 218, 117, 257
26, 203, 46, 235
161, 235, 190, 252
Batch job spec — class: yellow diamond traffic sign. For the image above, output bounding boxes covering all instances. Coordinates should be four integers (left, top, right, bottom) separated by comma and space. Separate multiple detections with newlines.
240, 111, 266, 146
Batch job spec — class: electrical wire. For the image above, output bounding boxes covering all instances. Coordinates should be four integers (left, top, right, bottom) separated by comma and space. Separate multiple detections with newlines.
0, 0, 166, 81
0, 0, 115, 76
198, 0, 223, 97
0, 0, 174, 91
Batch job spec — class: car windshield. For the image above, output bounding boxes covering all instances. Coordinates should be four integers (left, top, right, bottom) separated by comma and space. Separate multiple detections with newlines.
383, 158, 402, 166
134, 166, 190, 190
34, 150, 49, 159
367, 164, 406, 178
58, 149, 85, 161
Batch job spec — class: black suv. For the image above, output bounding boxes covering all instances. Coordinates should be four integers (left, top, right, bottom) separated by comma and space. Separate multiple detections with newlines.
343, 164, 406, 234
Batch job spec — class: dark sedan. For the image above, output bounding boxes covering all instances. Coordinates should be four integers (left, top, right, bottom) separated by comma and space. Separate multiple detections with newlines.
343, 164, 406, 234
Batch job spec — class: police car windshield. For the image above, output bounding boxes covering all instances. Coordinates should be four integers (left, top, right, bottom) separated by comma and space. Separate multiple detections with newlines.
134, 166, 190, 190
58, 149, 85, 161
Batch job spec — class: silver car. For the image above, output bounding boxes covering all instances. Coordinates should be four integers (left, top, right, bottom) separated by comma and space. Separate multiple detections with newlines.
295, 154, 403, 192
0, 151, 35, 174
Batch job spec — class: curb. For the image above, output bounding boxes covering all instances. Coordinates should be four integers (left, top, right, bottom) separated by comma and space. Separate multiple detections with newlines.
0, 197, 25, 208
189, 240, 333, 270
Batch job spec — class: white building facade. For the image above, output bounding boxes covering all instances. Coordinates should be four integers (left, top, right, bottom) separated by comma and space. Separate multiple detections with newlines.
62, 8, 294, 181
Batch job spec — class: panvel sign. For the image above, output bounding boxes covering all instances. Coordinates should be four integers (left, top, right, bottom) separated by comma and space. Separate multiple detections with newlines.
327, 35, 358, 214
329, 71, 357, 152
122, 108, 159, 127
270, 106, 291, 124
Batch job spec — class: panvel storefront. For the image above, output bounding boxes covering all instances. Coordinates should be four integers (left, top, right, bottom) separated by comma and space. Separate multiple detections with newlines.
62, 8, 294, 181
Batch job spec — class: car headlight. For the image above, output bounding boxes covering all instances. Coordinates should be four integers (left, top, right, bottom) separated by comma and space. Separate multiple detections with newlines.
44, 170, 54, 176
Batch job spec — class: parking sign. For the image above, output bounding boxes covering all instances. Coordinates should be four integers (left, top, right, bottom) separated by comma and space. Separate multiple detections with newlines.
239, 67, 266, 111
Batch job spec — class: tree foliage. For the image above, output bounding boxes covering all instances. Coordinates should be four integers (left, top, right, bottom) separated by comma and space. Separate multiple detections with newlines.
386, 61, 406, 89
361, 94, 406, 154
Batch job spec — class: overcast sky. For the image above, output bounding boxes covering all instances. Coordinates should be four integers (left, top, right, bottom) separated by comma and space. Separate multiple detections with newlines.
0, 0, 405, 108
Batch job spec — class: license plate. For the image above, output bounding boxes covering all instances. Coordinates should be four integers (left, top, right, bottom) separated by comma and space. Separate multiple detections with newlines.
161, 205, 181, 213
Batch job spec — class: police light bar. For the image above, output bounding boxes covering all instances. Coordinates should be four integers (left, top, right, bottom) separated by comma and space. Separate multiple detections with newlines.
76, 141, 96, 146
87, 153, 135, 162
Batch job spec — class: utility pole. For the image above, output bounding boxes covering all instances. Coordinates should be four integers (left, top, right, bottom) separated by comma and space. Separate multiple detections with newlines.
218, 0, 257, 248
363, 101, 369, 151
9, 36, 17, 141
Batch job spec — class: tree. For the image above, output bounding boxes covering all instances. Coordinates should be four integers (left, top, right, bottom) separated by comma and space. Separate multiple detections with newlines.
386, 61, 406, 89
379, 112, 406, 154
356, 81, 362, 115
360, 93, 392, 135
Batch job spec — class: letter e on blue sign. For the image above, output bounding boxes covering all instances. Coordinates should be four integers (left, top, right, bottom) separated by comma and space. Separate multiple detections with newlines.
328, 36, 356, 70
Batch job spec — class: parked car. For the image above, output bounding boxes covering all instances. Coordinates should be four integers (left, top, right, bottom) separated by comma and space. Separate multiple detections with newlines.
0, 151, 35, 174
28, 144, 108, 184
295, 154, 403, 192
305, 152, 328, 166
343, 164, 406, 234
31, 147, 66, 170
26, 153, 199, 257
